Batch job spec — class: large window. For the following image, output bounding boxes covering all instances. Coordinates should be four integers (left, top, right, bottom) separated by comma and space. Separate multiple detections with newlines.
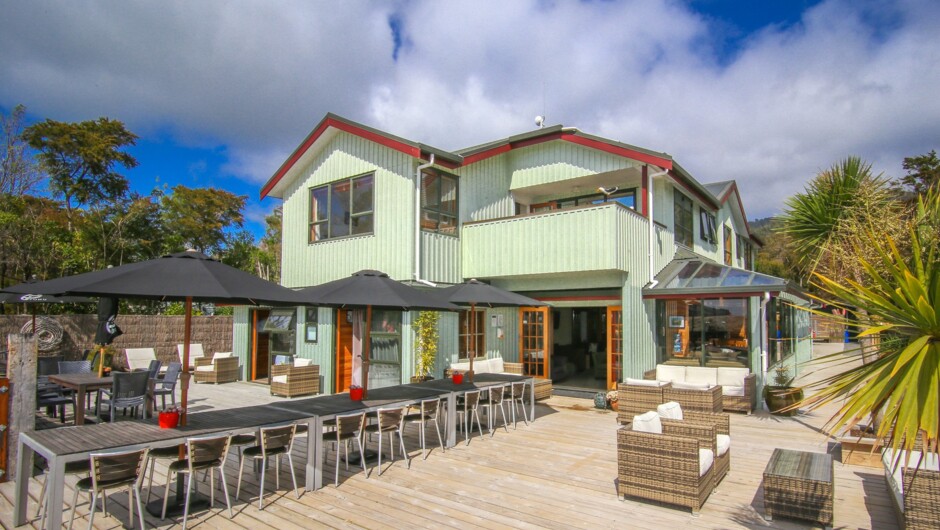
724, 226, 733, 265
421, 170, 458, 235
657, 298, 749, 368
674, 190, 694, 248
459, 309, 485, 358
309, 173, 374, 242
528, 188, 636, 214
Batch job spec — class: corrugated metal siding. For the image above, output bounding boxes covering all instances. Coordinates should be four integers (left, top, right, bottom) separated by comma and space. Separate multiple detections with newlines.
280, 131, 417, 287
456, 155, 514, 223
233, 306, 250, 380
508, 141, 639, 190
421, 232, 461, 284
463, 203, 650, 278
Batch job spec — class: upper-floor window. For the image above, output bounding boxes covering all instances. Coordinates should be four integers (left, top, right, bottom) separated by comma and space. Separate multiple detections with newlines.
673, 190, 693, 248
723, 225, 733, 265
699, 208, 717, 244
421, 170, 458, 235
529, 188, 636, 213
309, 173, 374, 243
737, 235, 753, 270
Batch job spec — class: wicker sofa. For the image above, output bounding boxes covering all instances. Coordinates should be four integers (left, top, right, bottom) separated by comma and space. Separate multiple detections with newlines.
193, 351, 238, 384
270, 357, 320, 398
617, 412, 717, 514
617, 379, 670, 422
883, 448, 940, 529
646, 364, 755, 414
448, 357, 552, 400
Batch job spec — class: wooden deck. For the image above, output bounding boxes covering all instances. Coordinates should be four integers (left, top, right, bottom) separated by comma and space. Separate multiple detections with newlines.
1, 347, 899, 529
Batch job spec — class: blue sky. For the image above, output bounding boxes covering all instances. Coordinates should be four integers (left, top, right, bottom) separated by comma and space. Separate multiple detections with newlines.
2, 0, 937, 240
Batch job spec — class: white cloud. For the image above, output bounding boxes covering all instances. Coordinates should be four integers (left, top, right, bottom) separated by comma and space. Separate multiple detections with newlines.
2, 0, 938, 219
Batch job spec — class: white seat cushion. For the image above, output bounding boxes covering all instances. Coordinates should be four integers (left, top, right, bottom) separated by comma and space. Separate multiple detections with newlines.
722, 385, 745, 397
632, 411, 663, 434
656, 365, 686, 383
671, 381, 712, 391
625, 377, 667, 387
716, 434, 731, 456
717, 367, 750, 386
213, 351, 233, 359
271, 375, 288, 385
194, 365, 214, 372
685, 367, 718, 386
699, 448, 715, 477
293, 357, 314, 367
451, 361, 471, 372
657, 401, 684, 420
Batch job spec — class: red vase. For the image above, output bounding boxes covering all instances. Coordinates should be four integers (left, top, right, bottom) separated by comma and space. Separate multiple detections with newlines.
452, 373, 464, 385
349, 387, 364, 401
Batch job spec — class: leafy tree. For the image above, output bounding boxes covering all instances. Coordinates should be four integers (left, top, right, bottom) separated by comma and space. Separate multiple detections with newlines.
893, 149, 940, 197
79, 192, 164, 269
23, 117, 137, 229
779, 156, 907, 286
1, 105, 43, 195
159, 185, 246, 255
219, 229, 256, 272
803, 187, 940, 457
255, 206, 282, 282
0, 194, 71, 284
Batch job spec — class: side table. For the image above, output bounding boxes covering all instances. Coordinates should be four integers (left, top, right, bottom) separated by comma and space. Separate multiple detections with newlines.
763, 448, 834, 528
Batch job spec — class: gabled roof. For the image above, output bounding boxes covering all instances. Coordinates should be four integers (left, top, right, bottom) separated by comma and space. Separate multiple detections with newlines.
701, 179, 762, 247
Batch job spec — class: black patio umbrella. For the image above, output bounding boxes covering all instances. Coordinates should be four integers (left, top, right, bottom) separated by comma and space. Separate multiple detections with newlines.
2, 251, 310, 424
0, 281, 94, 333
297, 270, 458, 398
435, 279, 546, 381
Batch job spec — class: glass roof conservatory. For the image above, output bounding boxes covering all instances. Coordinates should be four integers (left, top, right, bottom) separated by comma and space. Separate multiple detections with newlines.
643, 257, 802, 299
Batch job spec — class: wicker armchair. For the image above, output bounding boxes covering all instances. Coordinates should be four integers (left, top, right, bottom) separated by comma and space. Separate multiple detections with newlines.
663, 384, 723, 413
193, 352, 238, 384
719, 371, 757, 414
617, 379, 670, 424
659, 402, 731, 487
270, 361, 320, 398
617, 417, 717, 514
883, 449, 940, 530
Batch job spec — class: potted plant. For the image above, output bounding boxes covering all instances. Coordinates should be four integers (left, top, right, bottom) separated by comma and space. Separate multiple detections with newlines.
763, 363, 804, 416
411, 311, 439, 383
606, 390, 619, 411
349, 384, 363, 401
158, 406, 181, 428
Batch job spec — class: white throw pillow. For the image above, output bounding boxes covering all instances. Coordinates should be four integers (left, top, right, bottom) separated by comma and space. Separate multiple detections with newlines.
671, 381, 712, 391
657, 401, 684, 420
490, 357, 504, 373
656, 364, 686, 383
473, 358, 491, 374
722, 385, 745, 397
685, 367, 718, 386
632, 411, 663, 434
213, 351, 233, 359
699, 448, 715, 477
716, 434, 731, 456
625, 377, 667, 387
293, 357, 314, 367
717, 367, 750, 387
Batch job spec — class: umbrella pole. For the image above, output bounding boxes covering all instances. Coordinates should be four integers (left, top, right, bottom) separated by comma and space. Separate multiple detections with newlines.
180, 297, 192, 426
363, 305, 372, 399
468, 302, 476, 383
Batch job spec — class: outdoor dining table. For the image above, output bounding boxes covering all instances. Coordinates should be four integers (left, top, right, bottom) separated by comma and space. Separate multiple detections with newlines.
47, 372, 114, 426
13, 373, 535, 529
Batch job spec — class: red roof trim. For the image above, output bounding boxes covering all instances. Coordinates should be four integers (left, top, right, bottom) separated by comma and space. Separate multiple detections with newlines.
462, 144, 511, 165
563, 134, 673, 169
261, 117, 422, 199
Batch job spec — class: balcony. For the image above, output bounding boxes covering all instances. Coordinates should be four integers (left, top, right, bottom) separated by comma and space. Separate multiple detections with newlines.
461, 203, 650, 279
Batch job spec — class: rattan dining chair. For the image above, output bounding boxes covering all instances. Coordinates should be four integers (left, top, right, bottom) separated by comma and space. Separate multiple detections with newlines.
67, 447, 149, 530
331, 412, 367, 485
507, 380, 529, 428
161, 434, 233, 530
404, 398, 444, 459
456, 390, 484, 445
481, 385, 510, 436
236, 424, 300, 509
363, 407, 409, 475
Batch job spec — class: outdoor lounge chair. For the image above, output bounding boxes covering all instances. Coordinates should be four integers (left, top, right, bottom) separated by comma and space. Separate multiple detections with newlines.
193, 351, 238, 384
617, 379, 670, 423
617, 411, 716, 514
175, 343, 206, 371
883, 448, 940, 530
124, 348, 158, 372
269, 357, 320, 397
658, 401, 731, 487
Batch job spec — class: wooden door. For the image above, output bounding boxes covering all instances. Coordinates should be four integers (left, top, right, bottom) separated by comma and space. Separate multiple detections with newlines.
519, 307, 551, 378
335, 309, 354, 392
251, 309, 270, 381
606, 306, 623, 389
